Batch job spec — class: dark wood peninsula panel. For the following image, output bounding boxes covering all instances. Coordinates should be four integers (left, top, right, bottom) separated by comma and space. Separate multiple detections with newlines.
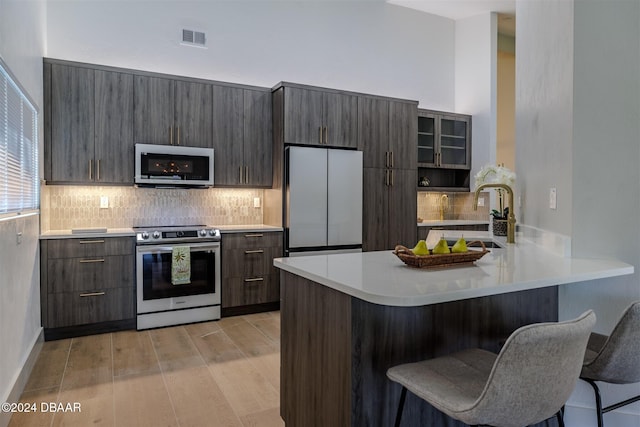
280, 271, 559, 427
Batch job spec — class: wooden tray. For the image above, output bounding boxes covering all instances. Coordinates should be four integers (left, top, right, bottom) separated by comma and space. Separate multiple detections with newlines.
393, 241, 489, 269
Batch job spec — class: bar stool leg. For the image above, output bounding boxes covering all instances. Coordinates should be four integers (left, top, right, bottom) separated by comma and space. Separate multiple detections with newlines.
394, 387, 407, 427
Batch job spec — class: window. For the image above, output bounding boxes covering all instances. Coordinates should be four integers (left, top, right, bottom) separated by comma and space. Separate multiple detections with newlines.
0, 59, 38, 214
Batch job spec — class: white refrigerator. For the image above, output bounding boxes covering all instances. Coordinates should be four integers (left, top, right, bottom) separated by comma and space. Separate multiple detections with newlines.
284, 146, 363, 256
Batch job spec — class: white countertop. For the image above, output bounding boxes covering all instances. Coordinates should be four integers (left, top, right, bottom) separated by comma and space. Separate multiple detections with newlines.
417, 220, 490, 227
273, 234, 633, 307
217, 224, 283, 233
40, 224, 283, 239
40, 228, 135, 239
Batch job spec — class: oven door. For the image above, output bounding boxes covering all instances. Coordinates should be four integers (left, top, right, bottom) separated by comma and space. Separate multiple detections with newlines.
136, 241, 221, 314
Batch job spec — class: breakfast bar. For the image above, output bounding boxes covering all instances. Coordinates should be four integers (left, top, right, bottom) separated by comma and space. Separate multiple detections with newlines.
274, 236, 633, 427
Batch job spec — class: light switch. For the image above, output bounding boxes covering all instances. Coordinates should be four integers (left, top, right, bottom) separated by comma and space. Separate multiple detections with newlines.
549, 188, 557, 210
100, 196, 109, 209
477, 197, 485, 207
253, 197, 261, 208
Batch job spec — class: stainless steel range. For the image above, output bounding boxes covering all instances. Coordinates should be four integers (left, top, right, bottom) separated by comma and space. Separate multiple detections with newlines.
135, 224, 221, 330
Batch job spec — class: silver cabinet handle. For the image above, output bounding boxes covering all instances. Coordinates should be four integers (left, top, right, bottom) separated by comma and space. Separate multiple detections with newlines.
80, 291, 105, 297
244, 277, 264, 283
390, 169, 394, 186
96, 159, 101, 181
79, 240, 105, 244
169, 126, 173, 145
177, 126, 180, 145
244, 249, 264, 254
385, 152, 389, 168
245, 166, 249, 184
390, 151, 394, 168
239, 166, 243, 184
323, 126, 328, 144
89, 159, 93, 181
319, 126, 323, 144
244, 234, 263, 238
79, 258, 105, 263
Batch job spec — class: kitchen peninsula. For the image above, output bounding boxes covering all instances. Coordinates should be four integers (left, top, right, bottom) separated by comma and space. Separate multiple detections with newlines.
274, 235, 633, 426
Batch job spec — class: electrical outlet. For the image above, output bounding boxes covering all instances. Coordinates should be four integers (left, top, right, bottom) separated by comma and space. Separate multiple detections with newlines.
477, 197, 485, 207
549, 188, 557, 210
100, 196, 109, 209
253, 197, 261, 208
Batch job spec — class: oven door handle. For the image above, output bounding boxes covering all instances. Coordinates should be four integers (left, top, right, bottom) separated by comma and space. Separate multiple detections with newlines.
137, 244, 220, 254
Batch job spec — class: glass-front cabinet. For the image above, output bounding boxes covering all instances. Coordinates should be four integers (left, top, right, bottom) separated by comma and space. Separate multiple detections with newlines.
417, 109, 471, 192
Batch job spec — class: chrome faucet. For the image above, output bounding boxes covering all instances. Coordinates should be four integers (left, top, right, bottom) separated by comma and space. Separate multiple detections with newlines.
439, 194, 449, 221
473, 183, 516, 244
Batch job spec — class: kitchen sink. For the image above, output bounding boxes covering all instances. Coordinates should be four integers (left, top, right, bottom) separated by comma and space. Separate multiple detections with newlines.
446, 240, 503, 249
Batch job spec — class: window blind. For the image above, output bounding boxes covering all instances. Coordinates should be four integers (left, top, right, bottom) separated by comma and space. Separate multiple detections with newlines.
0, 60, 38, 214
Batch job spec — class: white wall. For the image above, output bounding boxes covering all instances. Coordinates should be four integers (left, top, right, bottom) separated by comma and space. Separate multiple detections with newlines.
516, 0, 640, 425
515, 0, 574, 232
0, 0, 46, 424
46, 0, 456, 110
454, 12, 497, 186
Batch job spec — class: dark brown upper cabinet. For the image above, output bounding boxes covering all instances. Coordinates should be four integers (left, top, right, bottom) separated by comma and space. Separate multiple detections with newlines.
211, 85, 272, 187
44, 61, 134, 184
133, 75, 212, 147
358, 97, 418, 170
278, 84, 358, 148
417, 109, 472, 192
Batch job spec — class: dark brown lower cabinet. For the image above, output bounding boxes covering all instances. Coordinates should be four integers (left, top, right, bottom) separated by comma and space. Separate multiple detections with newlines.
221, 231, 283, 316
41, 237, 135, 340
280, 270, 559, 427
363, 168, 417, 251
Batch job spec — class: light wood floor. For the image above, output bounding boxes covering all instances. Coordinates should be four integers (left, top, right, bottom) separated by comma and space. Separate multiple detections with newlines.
9, 311, 284, 427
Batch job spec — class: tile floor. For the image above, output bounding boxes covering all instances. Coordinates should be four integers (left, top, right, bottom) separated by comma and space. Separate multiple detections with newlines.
8, 311, 283, 427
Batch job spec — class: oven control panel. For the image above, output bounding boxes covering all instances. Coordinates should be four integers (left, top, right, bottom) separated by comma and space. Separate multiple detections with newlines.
136, 227, 221, 243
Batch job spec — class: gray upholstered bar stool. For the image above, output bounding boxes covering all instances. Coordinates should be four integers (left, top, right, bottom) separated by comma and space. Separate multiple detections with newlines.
580, 301, 640, 427
387, 311, 596, 427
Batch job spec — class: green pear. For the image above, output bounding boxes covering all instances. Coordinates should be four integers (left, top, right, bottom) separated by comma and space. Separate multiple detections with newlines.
432, 237, 450, 254
451, 236, 468, 253
412, 240, 430, 255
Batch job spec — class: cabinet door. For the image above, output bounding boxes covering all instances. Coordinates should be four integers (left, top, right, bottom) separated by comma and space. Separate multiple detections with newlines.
244, 89, 272, 186
212, 85, 244, 185
174, 80, 212, 147
94, 70, 134, 184
388, 169, 417, 249
362, 168, 390, 251
283, 87, 324, 145
134, 75, 174, 145
47, 286, 134, 328
389, 101, 417, 170
358, 97, 389, 169
323, 92, 358, 148
49, 64, 95, 182
417, 112, 437, 166
438, 114, 471, 169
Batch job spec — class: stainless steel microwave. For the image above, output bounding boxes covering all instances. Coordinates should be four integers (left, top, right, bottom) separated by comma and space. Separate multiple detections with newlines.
135, 143, 214, 187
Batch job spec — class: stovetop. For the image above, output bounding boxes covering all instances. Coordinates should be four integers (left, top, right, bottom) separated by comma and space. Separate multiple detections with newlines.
134, 224, 221, 244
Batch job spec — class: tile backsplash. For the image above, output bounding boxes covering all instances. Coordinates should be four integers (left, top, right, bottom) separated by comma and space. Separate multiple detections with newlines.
41, 185, 264, 231
417, 192, 490, 221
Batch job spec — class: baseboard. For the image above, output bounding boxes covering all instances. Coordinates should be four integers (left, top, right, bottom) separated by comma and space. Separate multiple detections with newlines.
564, 403, 640, 427
0, 328, 44, 427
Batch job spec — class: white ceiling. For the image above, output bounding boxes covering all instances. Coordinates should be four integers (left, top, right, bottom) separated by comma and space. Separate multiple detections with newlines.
387, 0, 515, 20
388, 0, 516, 36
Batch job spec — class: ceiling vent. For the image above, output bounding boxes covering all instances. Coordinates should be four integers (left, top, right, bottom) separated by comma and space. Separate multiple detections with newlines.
182, 29, 206, 47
